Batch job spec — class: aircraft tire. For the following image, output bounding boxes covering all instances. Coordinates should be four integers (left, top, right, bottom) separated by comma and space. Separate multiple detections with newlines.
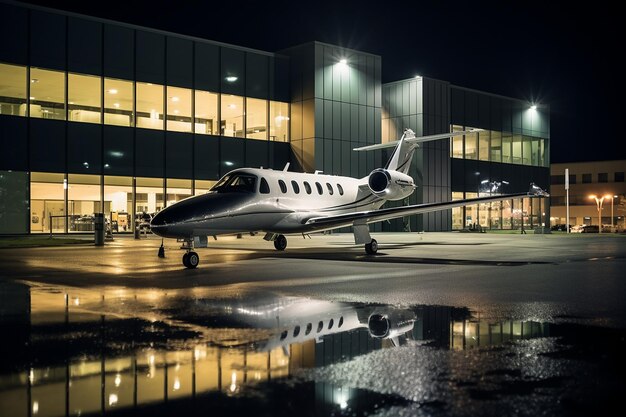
365, 239, 378, 254
187, 251, 200, 268
182, 252, 190, 268
274, 234, 287, 251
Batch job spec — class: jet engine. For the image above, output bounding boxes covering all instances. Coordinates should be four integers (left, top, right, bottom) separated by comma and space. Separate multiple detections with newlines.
367, 310, 416, 340
367, 168, 415, 201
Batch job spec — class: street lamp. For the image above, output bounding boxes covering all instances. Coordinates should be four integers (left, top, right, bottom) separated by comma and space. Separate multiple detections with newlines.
609, 194, 618, 231
588, 195, 609, 234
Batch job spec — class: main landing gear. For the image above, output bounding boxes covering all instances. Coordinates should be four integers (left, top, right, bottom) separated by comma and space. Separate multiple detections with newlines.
365, 238, 378, 255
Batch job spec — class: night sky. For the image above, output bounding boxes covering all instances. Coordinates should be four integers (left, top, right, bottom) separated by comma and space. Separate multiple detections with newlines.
18, 0, 626, 163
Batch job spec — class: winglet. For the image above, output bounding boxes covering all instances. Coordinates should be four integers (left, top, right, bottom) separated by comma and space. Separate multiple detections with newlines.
282, 162, 290, 172
528, 183, 549, 197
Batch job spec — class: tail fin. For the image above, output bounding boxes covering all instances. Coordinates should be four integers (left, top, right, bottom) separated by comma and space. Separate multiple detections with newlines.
385, 128, 418, 174
354, 128, 482, 175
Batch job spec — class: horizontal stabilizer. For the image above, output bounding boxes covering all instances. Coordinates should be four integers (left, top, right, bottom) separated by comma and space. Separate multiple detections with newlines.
353, 128, 483, 152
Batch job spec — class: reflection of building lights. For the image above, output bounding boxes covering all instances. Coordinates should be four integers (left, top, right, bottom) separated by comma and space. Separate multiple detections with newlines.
174, 110, 179, 114
30, 96, 35, 100
113, 103, 120, 108
114, 374, 121, 387
340, 401, 348, 409
149, 354, 155, 364
530, 104, 537, 110
171, 96, 179, 102
225, 161, 234, 166
173, 377, 181, 391
108, 393, 118, 406
229, 372, 237, 392
29, 369, 35, 383
32, 401, 39, 414
74, 297, 80, 306
107, 89, 118, 94
225, 76, 238, 82
228, 104, 236, 109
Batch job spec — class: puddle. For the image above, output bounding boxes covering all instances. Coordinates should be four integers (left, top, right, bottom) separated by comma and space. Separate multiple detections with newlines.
0, 281, 624, 416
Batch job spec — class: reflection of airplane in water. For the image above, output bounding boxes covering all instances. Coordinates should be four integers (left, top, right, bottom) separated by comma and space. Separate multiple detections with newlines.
0, 284, 553, 417
197, 297, 419, 352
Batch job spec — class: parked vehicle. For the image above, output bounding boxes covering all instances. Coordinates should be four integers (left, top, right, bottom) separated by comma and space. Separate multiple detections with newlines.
550, 224, 571, 231
580, 225, 599, 233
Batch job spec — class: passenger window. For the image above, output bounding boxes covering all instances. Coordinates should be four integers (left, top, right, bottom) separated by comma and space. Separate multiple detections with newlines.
305, 323, 312, 335
278, 179, 287, 193
337, 184, 344, 196
317, 321, 323, 333
326, 183, 334, 195
338, 316, 344, 328
315, 182, 323, 195
293, 325, 300, 337
304, 181, 312, 194
260, 178, 270, 194
291, 180, 300, 194
328, 318, 334, 329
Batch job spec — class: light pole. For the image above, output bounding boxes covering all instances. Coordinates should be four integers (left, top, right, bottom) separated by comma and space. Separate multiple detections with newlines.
609, 194, 618, 231
589, 195, 606, 233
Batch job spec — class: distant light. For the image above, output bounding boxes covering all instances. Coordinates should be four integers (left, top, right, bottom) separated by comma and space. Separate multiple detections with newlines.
339, 59, 347, 65
173, 377, 181, 391
589, 195, 597, 199
104, 163, 110, 168
68, 102, 74, 105
228, 104, 236, 109
107, 89, 118, 94
113, 103, 120, 108
30, 96, 35, 100
31, 78, 39, 83
225, 161, 234, 166
225, 76, 238, 82
32, 401, 39, 414
171, 96, 179, 102
114, 374, 121, 387
530, 105, 537, 110
173, 110, 179, 114
108, 394, 118, 407
83, 162, 89, 166
340, 401, 348, 410
74, 297, 80, 306
415, 74, 421, 78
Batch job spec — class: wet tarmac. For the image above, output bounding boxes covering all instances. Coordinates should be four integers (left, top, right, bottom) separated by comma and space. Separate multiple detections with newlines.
1, 233, 625, 416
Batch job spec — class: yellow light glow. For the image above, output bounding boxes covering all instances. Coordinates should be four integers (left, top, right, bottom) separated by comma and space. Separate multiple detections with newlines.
114, 374, 121, 387
589, 195, 597, 199
171, 96, 179, 102
32, 401, 39, 414
108, 393, 118, 406
107, 89, 118, 94
230, 371, 237, 392
173, 377, 181, 391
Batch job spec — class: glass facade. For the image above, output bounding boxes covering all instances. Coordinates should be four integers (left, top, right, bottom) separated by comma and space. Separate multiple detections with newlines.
451, 125, 547, 167
0, 63, 27, 116
450, 192, 545, 231
104, 78, 134, 127
167, 87, 192, 133
30, 67, 65, 120
194, 90, 218, 135
0, 64, 290, 138
221, 94, 244, 138
68, 73, 101, 124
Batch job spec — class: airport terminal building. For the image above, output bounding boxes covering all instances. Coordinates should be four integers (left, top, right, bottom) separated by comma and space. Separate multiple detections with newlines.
0, 0, 550, 235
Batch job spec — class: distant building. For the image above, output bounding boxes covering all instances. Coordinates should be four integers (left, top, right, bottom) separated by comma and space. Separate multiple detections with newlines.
550, 160, 626, 229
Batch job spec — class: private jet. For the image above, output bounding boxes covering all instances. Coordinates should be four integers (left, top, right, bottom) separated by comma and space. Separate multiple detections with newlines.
151, 128, 549, 268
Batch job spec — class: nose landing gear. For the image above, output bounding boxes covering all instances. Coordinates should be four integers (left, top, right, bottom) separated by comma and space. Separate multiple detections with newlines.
180, 238, 199, 269
182, 251, 199, 268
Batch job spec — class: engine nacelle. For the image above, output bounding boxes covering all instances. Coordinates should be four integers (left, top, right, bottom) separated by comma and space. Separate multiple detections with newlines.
367, 310, 416, 340
367, 168, 415, 201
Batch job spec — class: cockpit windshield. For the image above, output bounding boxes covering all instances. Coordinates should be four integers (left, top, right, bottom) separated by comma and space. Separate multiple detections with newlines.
210, 173, 257, 193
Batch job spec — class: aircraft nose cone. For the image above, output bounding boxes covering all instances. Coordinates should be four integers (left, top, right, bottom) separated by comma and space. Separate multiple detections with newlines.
150, 211, 166, 227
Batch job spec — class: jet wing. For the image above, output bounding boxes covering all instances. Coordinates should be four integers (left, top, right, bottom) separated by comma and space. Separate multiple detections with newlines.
304, 184, 548, 229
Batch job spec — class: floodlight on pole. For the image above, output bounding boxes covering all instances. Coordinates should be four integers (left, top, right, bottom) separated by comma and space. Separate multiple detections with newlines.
589, 195, 605, 233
